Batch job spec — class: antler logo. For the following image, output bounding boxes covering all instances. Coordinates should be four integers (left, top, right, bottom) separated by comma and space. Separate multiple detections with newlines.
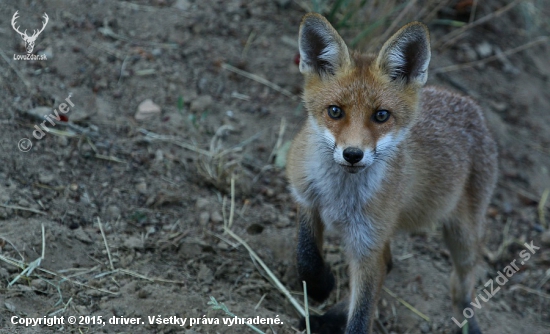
11, 11, 49, 54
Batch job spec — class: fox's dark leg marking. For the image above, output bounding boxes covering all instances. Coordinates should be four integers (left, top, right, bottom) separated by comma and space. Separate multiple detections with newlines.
296, 209, 334, 302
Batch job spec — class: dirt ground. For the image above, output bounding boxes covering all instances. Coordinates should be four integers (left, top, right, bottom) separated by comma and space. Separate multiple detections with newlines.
1, 0, 549, 333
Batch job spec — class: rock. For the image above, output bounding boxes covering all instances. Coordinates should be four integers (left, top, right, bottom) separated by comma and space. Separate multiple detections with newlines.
420, 321, 430, 333
136, 181, 147, 194
210, 211, 223, 223
195, 198, 210, 209
197, 264, 213, 284
541, 230, 550, 246
106, 205, 121, 219
74, 305, 88, 314
190, 95, 213, 113
199, 211, 210, 225
476, 41, 493, 58
173, 0, 191, 10
123, 236, 144, 250
38, 172, 55, 184
135, 99, 161, 121
74, 228, 93, 244
31, 279, 47, 291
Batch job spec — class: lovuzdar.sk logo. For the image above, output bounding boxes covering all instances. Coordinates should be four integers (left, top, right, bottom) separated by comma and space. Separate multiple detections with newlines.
11, 10, 49, 60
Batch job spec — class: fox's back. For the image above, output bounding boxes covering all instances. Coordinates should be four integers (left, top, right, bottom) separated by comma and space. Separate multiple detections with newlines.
399, 86, 498, 230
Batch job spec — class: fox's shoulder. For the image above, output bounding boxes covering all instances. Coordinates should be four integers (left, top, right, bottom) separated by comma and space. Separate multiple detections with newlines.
419, 85, 487, 125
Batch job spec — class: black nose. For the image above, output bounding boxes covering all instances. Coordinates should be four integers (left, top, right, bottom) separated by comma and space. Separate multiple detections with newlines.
343, 147, 363, 164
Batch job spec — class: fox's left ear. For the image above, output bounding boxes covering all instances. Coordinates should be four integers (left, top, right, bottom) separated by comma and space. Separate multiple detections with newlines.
376, 22, 431, 85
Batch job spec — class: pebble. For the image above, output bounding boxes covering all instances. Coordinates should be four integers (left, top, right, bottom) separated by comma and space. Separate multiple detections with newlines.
124, 236, 144, 250
106, 205, 121, 219
135, 99, 161, 121
476, 41, 493, 58
197, 264, 213, 284
190, 95, 213, 113
210, 211, 223, 223
31, 279, 47, 291
74, 228, 93, 244
199, 211, 210, 225
541, 230, 550, 246
136, 181, 147, 195
420, 321, 430, 333
196, 198, 210, 209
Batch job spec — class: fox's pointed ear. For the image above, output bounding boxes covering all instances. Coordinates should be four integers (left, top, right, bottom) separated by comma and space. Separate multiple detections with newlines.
298, 13, 352, 77
376, 22, 431, 85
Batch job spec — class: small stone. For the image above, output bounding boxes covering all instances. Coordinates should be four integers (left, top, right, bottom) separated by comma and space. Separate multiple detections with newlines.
106, 205, 121, 219
197, 264, 213, 284
74, 305, 88, 314
210, 211, 223, 223
123, 236, 144, 250
135, 99, 161, 121
541, 230, 550, 246
190, 95, 213, 113
17, 198, 30, 207
154, 149, 164, 163
199, 211, 210, 225
173, 0, 190, 10
136, 181, 147, 194
420, 321, 430, 333
276, 216, 290, 228
31, 279, 47, 291
38, 172, 55, 184
476, 41, 493, 58
0, 267, 9, 279
196, 198, 210, 209
74, 228, 93, 244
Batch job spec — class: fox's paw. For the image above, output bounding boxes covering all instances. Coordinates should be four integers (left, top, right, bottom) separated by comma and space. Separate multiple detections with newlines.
298, 311, 347, 334
303, 265, 335, 302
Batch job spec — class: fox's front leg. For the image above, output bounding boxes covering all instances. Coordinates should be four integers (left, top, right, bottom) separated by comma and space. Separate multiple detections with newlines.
296, 207, 335, 302
345, 241, 391, 333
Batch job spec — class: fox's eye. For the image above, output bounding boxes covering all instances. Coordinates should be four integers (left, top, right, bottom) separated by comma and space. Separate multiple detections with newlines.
328, 105, 344, 119
373, 110, 390, 123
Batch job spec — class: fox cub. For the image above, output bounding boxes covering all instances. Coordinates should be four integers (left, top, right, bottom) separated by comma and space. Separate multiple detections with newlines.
287, 13, 498, 334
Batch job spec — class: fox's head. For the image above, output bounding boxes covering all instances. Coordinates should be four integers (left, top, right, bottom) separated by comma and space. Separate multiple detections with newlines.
298, 14, 430, 174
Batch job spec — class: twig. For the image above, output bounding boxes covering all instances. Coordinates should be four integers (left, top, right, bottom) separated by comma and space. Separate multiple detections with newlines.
0, 204, 46, 215
303, 281, 311, 334
538, 189, 549, 228
469, 0, 479, 23
8, 225, 46, 286
382, 286, 430, 322
254, 293, 268, 311
224, 227, 305, 316
97, 217, 115, 271
268, 117, 287, 163
509, 285, 550, 299
434, 36, 549, 73
229, 176, 236, 229
221, 63, 298, 100
438, 0, 523, 49
138, 128, 214, 157
94, 154, 127, 164
208, 297, 265, 333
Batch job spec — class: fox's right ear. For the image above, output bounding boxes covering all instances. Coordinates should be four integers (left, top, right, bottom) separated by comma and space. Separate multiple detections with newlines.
298, 13, 352, 77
